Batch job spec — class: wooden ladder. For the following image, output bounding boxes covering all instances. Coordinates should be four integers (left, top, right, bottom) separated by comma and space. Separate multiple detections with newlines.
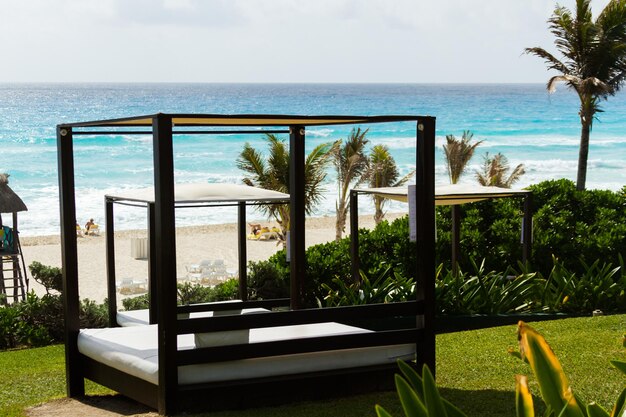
0, 237, 28, 304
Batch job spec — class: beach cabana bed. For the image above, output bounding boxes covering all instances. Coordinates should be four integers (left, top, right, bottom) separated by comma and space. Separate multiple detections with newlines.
104, 182, 291, 325
56, 114, 436, 414
349, 184, 532, 281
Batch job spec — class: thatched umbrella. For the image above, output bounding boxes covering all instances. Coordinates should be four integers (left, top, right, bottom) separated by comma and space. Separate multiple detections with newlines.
0, 173, 28, 228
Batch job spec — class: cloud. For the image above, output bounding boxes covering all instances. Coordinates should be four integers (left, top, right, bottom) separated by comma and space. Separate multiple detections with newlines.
0, 0, 611, 83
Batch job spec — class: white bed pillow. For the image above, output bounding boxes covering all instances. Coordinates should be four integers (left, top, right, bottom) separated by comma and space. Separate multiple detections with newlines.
194, 329, 249, 348
193, 309, 253, 347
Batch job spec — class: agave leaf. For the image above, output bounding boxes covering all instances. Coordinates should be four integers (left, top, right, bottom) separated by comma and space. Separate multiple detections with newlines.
586, 403, 610, 417
395, 374, 429, 417
375, 404, 395, 417
398, 360, 424, 395
610, 388, 626, 417
516, 375, 535, 417
610, 360, 626, 376
421, 364, 448, 417
517, 321, 585, 417
442, 398, 469, 417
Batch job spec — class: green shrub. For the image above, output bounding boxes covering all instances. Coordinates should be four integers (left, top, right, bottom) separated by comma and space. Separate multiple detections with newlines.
123, 280, 241, 310
0, 291, 109, 350
317, 267, 415, 307
28, 261, 63, 294
121, 294, 149, 311
538, 256, 626, 314
247, 257, 290, 300
435, 261, 540, 315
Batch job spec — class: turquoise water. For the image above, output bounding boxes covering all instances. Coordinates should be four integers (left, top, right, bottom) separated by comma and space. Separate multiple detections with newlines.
0, 83, 624, 236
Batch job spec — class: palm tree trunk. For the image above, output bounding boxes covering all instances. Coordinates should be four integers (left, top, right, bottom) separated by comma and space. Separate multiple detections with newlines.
374, 196, 384, 225
576, 119, 591, 191
335, 200, 347, 241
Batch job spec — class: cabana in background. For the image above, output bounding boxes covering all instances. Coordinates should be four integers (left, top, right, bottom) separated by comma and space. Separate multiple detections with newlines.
349, 184, 532, 281
56, 114, 436, 414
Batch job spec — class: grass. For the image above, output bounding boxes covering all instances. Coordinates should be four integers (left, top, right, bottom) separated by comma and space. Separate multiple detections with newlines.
1, 315, 624, 417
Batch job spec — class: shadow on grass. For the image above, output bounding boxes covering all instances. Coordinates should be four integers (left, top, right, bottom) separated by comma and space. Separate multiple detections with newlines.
438, 388, 543, 417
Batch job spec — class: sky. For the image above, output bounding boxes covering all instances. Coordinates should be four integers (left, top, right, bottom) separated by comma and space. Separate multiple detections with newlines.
0, 0, 612, 83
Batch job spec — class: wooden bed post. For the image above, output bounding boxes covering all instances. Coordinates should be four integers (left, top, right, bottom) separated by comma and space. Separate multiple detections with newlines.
289, 125, 306, 310
148, 202, 157, 324
152, 114, 178, 415
105, 198, 117, 326
415, 117, 436, 376
57, 125, 84, 397
349, 190, 360, 283
238, 201, 248, 301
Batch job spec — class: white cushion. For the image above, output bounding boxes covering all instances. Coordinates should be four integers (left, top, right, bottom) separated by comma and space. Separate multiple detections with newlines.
194, 329, 249, 348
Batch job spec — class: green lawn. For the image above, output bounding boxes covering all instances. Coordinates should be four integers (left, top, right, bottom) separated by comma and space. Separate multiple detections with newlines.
1, 315, 624, 417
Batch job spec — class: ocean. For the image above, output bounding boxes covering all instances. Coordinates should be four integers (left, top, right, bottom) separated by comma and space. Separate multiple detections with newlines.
0, 83, 624, 236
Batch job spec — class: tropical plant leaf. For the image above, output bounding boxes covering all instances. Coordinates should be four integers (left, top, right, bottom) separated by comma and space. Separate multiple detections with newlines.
517, 321, 585, 417
398, 360, 424, 394
610, 360, 626, 376
442, 398, 468, 417
375, 404, 395, 417
421, 364, 448, 417
586, 402, 610, 417
395, 374, 429, 417
610, 388, 626, 417
516, 375, 535, 417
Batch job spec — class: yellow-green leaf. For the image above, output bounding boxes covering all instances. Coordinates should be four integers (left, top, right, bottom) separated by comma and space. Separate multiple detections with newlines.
516, 375, 535, 417
610, 360, 626, 376
586, 402, 610, 417
398, 360, 424, 395
395, 374, 429, 417
517, 321, 584, 417
421, 364, 448, 417
375, 404, 394, 417
611, 388, 626, 417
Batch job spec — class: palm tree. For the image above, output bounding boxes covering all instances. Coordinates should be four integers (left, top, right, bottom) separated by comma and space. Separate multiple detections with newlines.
365, 144, 415, 224
237, 134, 336, 242
333, 128, 369, 241
443, 131, 483, 184
476, 152, 525, 188
525, 0, 626, 190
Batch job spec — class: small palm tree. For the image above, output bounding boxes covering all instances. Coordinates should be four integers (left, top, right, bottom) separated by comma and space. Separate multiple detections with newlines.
237, 134, 336, 242
333, 128, 369, 241
475, 152, 525, 188
443, 131, 483, 184
525, 0, 626, 190
365, 144, 414, 224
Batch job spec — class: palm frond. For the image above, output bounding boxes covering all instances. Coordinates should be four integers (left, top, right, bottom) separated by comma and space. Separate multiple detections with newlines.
443, 130, 483, 184
524, 47, 571, 75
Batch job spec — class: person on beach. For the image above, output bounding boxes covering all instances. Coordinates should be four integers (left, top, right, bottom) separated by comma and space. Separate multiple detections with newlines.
249, 223, 261, 235
85, 219, 95, 232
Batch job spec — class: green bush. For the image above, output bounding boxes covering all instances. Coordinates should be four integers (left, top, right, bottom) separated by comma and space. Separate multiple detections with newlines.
122, 279, 241, 310
0, 291, 108, 350
28, 261, 63, 294
318, 267, 415, 307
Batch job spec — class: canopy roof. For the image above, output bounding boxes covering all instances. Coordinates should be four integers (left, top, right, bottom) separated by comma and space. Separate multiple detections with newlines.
0, 173, 28, 214
106, 183, 289, 205
354, 184, 529, 205
59, 113, 427, 129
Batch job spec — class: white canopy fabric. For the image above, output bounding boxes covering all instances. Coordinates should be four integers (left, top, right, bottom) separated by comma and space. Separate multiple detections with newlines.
355, 184, 529, 205
106, 183, 290, 205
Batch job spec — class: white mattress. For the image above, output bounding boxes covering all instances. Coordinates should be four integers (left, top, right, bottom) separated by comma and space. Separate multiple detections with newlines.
78, 322, 415, 385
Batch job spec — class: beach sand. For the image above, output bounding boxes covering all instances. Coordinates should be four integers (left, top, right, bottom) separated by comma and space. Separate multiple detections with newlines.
20, 213, 404, 303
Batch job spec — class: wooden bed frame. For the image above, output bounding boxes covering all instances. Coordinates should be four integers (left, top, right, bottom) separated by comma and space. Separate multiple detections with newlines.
56, 114, 436, 414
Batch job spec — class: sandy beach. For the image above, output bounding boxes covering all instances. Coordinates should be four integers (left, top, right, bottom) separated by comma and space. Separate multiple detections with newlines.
19, 213, 404, 303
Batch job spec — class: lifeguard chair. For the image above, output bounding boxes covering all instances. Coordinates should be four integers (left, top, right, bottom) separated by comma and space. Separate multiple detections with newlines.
0, 173, 28, 304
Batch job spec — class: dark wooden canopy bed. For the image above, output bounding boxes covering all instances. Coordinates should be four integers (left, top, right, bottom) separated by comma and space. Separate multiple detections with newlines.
56, 114, 436, 414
